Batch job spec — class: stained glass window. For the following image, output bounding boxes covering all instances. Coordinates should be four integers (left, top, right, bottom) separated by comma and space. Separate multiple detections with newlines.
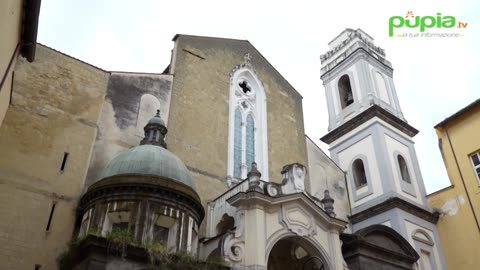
246, 114, 255, 172
233, 108, 242, 178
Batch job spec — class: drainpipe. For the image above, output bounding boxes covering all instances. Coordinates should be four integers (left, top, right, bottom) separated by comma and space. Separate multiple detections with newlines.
445, 127, 480, 233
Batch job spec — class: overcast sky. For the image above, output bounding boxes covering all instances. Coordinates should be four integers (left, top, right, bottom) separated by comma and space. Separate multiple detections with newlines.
37, 0, 479, 193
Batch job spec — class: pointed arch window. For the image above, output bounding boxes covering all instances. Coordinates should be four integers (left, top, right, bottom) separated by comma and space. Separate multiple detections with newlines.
338, 74, 354, 109
233, 108, 242, 178
397, 155, 412, 183
228, 66, 268, 182
352, 159, 368, 188
246, 114, 255, 172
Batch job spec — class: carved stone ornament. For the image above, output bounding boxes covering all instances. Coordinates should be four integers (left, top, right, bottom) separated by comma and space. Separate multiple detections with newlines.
281, 163, 306, 194
222, 233, 244, 263
264, 182, 281, 197
281, 204, 317, 237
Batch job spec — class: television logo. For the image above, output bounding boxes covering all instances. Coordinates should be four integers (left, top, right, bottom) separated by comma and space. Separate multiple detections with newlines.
389, 11, 468, 37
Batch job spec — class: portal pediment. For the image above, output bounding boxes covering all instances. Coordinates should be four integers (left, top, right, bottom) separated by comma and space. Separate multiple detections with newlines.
282, 204, 316, 237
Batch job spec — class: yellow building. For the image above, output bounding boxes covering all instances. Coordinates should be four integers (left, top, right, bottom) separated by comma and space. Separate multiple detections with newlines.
0, 0, 41, 126
427, 98, 480, 269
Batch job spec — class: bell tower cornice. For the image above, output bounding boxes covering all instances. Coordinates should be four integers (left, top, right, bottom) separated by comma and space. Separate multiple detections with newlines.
320, 28, 391, 77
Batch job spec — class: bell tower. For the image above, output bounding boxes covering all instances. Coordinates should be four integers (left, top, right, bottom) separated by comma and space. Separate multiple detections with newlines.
320, 29, 446, 270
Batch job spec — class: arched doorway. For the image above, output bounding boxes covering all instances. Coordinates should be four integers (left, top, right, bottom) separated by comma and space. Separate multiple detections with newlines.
267, 236, 327, 270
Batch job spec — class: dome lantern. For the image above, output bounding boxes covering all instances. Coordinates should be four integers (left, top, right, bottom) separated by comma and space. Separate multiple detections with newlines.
140, 109, 167, 148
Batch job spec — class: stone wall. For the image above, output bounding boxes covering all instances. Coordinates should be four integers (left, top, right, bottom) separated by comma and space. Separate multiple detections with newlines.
85, 72, 173, 186
0, 45, 109, 269
306, 136, 350, 221
167, 35, 309, 213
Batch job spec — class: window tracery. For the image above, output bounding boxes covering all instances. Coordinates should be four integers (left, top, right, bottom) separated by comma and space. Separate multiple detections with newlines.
228, 66, 268, 182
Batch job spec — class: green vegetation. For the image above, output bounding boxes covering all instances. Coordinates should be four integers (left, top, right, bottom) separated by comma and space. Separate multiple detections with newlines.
105, 228, 134, 258
144, 241, 225, 270
57, 229, 227, 270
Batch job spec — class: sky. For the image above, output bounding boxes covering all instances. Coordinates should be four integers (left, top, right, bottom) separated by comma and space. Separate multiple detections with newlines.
37, 0, 479, 194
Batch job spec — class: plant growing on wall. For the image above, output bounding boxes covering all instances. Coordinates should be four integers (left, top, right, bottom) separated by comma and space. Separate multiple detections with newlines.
106, 228, 134, 258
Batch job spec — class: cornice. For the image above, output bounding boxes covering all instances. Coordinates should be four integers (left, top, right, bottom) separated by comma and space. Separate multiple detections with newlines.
80, 175, 205, 223
321, 105, 418, 144
348, 197, 439, 225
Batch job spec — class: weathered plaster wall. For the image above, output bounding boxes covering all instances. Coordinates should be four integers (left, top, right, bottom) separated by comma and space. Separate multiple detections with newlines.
305, 136, 350, 221
0, 0, 23, 126
85, 72, 173, 186
427, 104, 480, 270
0, 45, 109, 269
167, 35, 308, 216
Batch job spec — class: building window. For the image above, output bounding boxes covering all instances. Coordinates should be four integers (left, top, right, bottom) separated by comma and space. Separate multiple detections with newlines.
338, 74, 354, 109
79, 208, 93, 237
232, 106, 256, 179
102, 210, 132, 236
471, 151, 480, 182
246, 114, 255, 172
228, 66, 268, 182
153, 224, 169, 243
233, 108, 242, 178
45, 202, 57, 232
60, 152, 69, 173
412, 229, 436, 270
397, 155, 412, 184
352, 159, 368, 188
112, 222, 129, 231
148, 213, 176, 246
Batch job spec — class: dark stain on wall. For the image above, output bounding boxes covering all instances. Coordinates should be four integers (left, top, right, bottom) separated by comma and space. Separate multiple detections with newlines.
106, 74, 172, 129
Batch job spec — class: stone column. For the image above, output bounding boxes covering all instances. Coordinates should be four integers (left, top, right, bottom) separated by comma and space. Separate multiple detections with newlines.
244, 204, 267, 270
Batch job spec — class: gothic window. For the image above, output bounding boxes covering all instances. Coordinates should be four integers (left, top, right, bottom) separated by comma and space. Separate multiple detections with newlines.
233, 108, 242, 178
232, 107, 256, 179
470, 151, 480, 183
228, 67, 268, 181
246, 114, 255, 172
239, 81, 251, 94
397, 155, 412, 184
352, 159, 368, 188
338, 74, 354, 109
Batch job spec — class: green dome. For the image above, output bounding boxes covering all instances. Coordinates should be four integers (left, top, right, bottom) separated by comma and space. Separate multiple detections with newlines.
100, 144, 195, 190
148, 114, 165, 126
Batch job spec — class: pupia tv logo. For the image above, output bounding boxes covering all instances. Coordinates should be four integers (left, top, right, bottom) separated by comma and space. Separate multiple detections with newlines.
389, 11, 468, 37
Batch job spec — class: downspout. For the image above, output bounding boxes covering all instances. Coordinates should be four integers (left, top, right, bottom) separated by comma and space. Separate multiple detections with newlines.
445, 127, 480, 233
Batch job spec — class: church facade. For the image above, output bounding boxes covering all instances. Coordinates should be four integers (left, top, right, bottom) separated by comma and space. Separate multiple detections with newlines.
0, 29, 445, 270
